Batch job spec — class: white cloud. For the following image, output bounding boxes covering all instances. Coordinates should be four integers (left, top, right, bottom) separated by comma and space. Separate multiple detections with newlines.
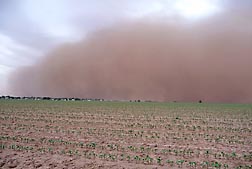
0, 64, 14, 95
0, 33, 41, 67
174, 0, 221, 19
22, 0, 82, 41
0, 33, 42, 95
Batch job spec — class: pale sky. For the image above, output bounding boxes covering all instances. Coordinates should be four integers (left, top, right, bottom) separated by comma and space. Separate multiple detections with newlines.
0, 0, 251, 96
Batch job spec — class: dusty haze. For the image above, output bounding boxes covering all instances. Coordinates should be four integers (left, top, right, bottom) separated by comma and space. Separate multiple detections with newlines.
9, 11, 252, 103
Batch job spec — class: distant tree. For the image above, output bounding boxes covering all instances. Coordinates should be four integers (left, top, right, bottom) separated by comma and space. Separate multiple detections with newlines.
0, 96, 5, 99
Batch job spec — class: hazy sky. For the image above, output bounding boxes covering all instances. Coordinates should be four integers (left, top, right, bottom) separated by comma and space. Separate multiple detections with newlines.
1, 0, 252, 102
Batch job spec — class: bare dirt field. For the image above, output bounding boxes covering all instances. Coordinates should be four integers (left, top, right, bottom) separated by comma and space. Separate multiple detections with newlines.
0, 100, 251, 168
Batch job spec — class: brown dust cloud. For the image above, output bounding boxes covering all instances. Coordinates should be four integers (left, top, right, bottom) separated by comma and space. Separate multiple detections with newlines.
9, 10, 252, 103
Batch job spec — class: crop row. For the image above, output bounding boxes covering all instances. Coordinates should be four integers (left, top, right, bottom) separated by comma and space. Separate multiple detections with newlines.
1, 143, 252, 169
1, 135, 251, 162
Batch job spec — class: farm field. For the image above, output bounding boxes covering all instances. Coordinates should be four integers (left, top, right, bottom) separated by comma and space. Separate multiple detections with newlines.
0, 100, 252, 169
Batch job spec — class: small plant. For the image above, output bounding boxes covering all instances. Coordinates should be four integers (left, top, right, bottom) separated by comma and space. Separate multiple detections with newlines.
189, 161, 197, 168
0, 144, 6, 149
231, 152, 237, 159
126, 155, 131, 161
166, 160, 174, 166
201, 161, 209, 168
143, 155, 153, 164
224, 164, 229, 168
157, 157, 162, 165
176, 159, 185, 167
212, 161, 222, 169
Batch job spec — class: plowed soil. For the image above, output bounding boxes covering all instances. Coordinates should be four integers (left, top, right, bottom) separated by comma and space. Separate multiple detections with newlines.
0, 100, 252, 168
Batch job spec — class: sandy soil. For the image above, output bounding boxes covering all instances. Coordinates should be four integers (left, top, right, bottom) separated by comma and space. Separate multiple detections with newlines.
0, 101, 251, 168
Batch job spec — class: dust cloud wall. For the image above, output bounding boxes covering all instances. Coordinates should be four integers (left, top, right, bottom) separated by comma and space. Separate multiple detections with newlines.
9, 11, 252, 103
